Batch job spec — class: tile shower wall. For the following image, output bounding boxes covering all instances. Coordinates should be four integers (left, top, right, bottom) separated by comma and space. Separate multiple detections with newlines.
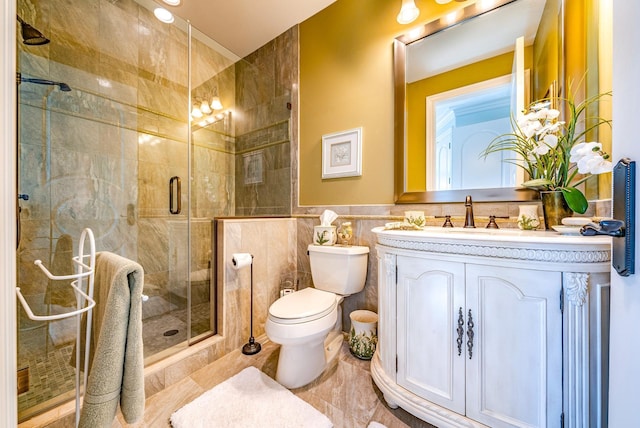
234, 28, 296, 216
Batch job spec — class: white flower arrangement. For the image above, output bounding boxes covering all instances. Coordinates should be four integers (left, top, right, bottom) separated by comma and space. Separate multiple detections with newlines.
482, 91, 612, 213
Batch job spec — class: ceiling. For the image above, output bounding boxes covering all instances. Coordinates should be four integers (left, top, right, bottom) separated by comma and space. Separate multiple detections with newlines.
149, 0, 337, 58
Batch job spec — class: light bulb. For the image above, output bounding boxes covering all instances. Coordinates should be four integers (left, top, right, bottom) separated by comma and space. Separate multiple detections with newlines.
210, 96, 223, 110
191, 106, 203, 119
200, 100, 212, 115
435, 0, 452, 4
163, 0, 181, 5
397, 0, 420, 25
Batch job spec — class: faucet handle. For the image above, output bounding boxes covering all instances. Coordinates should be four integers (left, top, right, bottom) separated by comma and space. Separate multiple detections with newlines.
435, 215, 454, 227
485, 215, 508, 229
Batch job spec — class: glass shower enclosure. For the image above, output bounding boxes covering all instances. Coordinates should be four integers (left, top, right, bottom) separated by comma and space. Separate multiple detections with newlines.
15, 0, 246, 420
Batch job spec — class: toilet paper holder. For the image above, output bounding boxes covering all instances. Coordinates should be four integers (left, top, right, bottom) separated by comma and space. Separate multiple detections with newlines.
231, 253, 261, 355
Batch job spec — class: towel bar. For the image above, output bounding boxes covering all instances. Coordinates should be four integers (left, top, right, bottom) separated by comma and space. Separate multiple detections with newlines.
16, 228, 96, 428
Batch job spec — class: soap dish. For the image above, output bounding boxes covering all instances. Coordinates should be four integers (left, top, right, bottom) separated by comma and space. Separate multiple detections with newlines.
561, 217, 592, 227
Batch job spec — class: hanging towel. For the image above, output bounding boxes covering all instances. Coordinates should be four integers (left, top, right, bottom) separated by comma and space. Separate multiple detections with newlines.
79, 252, 145, 427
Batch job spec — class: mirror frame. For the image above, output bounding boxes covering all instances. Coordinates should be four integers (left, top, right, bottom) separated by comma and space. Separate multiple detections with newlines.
394, 0, 547, 204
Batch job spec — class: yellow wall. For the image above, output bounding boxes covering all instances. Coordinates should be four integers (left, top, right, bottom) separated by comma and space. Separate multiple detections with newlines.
598, 0, 612, 199
299, 0, 459, 205
299, 0, 607, 206
533, 0, 561, 100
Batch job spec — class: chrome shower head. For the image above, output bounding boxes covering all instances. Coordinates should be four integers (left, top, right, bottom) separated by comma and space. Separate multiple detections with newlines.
17, 15, 50, 46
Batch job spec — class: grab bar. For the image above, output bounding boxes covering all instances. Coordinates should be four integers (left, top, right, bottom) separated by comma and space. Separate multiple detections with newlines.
169, 176, 181, 214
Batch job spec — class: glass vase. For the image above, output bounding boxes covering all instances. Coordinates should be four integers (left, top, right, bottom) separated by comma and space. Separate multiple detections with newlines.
540, 191, 573, 230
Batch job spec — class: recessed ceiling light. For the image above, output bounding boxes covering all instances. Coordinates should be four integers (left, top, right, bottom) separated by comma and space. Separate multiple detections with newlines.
154, 7, 174, 24
163, 0, 181, 5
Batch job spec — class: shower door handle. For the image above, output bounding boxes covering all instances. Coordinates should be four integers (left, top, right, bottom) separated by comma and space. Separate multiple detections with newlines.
16, 203, 21, 249
169, 176, 181, 214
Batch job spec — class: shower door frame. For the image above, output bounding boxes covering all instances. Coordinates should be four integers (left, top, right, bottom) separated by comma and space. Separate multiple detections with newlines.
1, 2, 19, 427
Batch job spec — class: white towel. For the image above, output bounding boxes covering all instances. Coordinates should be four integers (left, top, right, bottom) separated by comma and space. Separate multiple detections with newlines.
79, 252, 145, 427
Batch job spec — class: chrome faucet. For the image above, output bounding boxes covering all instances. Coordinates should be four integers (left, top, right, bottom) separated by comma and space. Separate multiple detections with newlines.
464, 195, 475, 228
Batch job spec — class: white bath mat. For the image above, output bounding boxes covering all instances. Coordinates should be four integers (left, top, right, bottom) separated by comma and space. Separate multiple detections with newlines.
170, 366, 333, 428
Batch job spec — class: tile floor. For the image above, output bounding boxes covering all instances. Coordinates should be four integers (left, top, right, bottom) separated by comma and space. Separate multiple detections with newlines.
111, 337, 437, 428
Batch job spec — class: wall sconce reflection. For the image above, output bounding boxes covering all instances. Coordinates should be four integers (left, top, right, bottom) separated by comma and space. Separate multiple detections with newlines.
190, 87, 225, 125
192, 110, 230, 130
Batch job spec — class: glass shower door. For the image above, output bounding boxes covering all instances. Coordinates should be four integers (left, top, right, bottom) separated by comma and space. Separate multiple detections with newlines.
14, 1, 216, 420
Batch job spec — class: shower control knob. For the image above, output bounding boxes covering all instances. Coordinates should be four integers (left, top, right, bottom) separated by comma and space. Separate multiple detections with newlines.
18, 194, 29, 201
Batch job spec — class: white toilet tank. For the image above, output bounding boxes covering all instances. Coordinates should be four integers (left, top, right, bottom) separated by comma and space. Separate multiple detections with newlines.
307, 244, 369, 295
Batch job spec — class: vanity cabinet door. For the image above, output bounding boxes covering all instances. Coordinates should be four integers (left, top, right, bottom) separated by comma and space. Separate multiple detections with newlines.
465, 264, 563, 428
396, 256, 466, 414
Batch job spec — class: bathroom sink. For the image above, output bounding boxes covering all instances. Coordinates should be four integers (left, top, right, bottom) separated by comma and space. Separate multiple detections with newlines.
421, 226, 525, 235
373, 225, 612, 245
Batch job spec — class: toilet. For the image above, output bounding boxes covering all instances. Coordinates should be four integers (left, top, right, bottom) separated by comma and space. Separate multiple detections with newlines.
265, 244, 369, 389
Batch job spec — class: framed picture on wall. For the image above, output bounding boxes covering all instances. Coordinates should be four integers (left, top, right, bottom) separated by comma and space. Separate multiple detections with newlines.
321, 127, 362, 179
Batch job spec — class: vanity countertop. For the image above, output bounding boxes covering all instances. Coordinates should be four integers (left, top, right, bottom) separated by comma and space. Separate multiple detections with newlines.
373, 226, 612, 271
372, 226, 612, 245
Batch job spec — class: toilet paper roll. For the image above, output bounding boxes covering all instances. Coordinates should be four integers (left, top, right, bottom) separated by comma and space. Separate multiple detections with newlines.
232, 253, 253, 270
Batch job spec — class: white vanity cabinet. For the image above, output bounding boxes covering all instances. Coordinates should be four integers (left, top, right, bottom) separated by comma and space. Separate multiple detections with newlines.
372, 227, 611, 428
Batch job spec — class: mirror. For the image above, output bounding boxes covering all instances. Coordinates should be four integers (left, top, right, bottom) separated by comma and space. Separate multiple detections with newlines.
394, 0, 558, 203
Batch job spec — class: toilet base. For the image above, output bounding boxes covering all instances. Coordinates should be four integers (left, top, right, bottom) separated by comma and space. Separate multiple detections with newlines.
275, 331, 344, 389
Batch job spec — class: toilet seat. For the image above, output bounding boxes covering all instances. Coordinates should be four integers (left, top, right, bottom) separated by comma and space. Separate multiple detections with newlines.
268, 287, 337, 325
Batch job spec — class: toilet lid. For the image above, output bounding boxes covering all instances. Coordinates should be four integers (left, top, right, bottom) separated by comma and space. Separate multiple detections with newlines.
269, 287, 337, 324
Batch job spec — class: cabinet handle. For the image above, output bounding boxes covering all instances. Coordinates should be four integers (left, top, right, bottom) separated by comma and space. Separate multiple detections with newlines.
169, 176, 181, 214
467, 309, 474, 359
456, 307, 464, 356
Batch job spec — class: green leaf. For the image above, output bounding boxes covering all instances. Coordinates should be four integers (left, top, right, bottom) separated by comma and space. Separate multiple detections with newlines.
522, 178, 554, 188
561, 187, 588, 214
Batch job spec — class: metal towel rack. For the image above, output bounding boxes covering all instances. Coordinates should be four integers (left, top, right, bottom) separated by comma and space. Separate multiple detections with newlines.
16, 228, 96, 428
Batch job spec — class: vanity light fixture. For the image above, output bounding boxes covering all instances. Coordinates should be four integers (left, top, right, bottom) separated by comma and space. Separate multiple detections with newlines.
397, 0, 420, 24
398, 0, 469, 25
210, 86, 224, 110
478, 0, 499, 9
443, 9, 463, 25
153, 7, 174, 24
191, 105, 203, 119
210, 96, 223, 110
200, 100, 212, 115
190, 87, 226, 125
